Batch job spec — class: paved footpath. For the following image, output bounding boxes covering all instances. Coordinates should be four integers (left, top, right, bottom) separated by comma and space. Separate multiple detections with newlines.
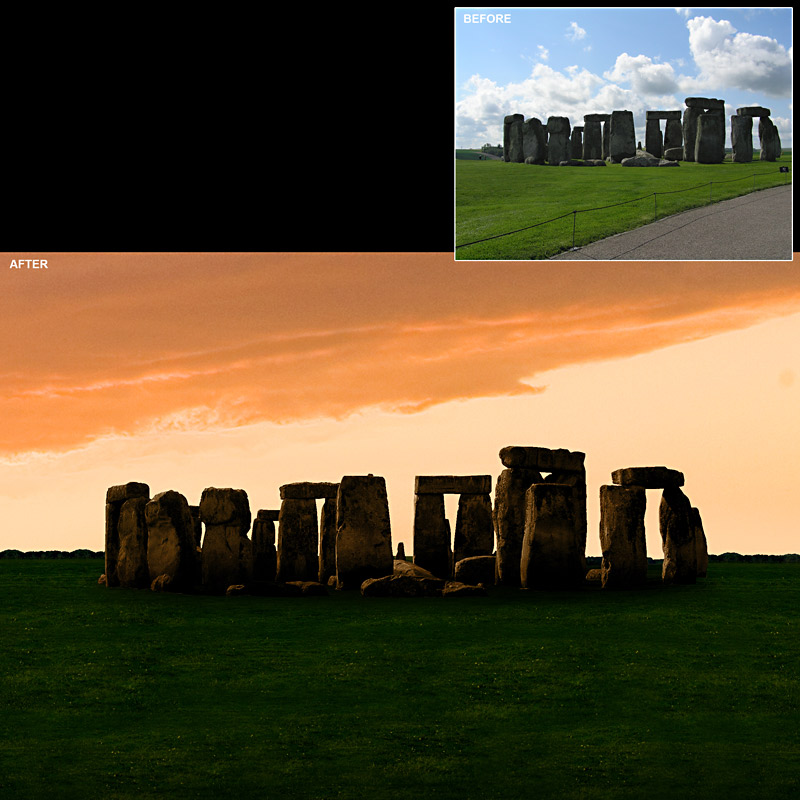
550, 184, 792, 260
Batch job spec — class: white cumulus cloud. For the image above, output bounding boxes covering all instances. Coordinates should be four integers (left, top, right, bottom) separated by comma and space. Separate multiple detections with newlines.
604, 53, 680, 96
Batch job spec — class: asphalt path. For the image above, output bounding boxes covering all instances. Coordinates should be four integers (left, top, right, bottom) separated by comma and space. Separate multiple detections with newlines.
549, 184, 792, 260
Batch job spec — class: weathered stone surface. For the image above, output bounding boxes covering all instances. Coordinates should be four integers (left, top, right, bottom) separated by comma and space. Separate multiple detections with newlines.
521, 117, 546, 164
413, 492, 450, 579
200, 488, 253, 593
571, 126, 583, 159
583, 116, 602, 160
660, 487, 697, 584
646, 110, 682, 120
276, 497, 318, 583
150, 574, 174, 592
682, 106, 703, 162
559, 159, 587, 166
543, 470, 587, 573
691, 507, 708, 578
116, 496, 150, 588
736, 106, 770, 117
731, 115, 753, 163
415, 475, 492, 495
657, 160, 679, 166
608, 110, 636, 163
504, 114, 525, 163
394, 559, 437, 579
663, 147, 684, 161
664, 118, 683, 150
454, 555, 496, 586
695, 113, 725, 163
499, 446, 585, 473
335, 475, 393, 590
611, 467, 684, 489
98, 574, 107, 585
759, 117, 781, 161
546, 116, 571, 166
252, 516, 277, 583
584, 159, 607, 166
645, 118, 663, 158
286, 580, 329, 596
145, 490, 198, 589
106, 482, 150, 504
257, 509, 281, 521
279, 482, 339, 500
685, 97, 724, 110
361, 574, 444, 598
317, 496, 337, 585
585, 568, 602, 582
453, 493, 494, 563
599, 485, 647, 589
520, 484, 583, 588
493, 467, 542, 586
443, 581, 487, 597
621, 153, 662, 166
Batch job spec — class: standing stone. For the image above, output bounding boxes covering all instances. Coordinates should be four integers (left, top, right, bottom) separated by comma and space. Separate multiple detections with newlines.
582, 115, 603, 160
276, 497, 318, 583
546, 117, 571, 166
663, 113, 683, 151
682, 106, 703, 162
396, 541, 406, 560
759, 117, 780, 161
199, 488, 253, 593
318, 497, 337, 585
599, 485, 647, 589
504, 114, 525, 163
521, 117, 546, 164
116, 496, 150, 588
188, 505, 203, 548
145, 490, 199, 590
493, 467, 542, 586
691, 507, 708, 578
252, 509, 279, 582
520, 484, 583, 588
601, 115, 611, 160
730, 115, 753, 162
645, 118, 663, 158
413, 492, 451, 579
105, 482, 150, 588
336, 475, 393, 590
695, 113, 725, 163
571, 126, 583, 159
544, 470, 587, 574
608, 110, 636, 163
453, 493, 494, 563
659, 487, 697, 584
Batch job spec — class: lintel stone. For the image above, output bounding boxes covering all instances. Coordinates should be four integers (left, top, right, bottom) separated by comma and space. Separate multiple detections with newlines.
106, 482, 150, 504
279, 481, 340, 500
257, 509, 281, 521
415, 475, 492, 495
736, 106, 770, 117
499, 446, 585, 473
611, 466, 684, 489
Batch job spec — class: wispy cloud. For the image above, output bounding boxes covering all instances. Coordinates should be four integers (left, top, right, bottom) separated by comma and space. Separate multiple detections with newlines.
566, 21, 587, 42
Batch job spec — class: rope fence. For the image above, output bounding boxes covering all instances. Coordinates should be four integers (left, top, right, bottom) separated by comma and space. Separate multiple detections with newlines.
455, 166, 791, 253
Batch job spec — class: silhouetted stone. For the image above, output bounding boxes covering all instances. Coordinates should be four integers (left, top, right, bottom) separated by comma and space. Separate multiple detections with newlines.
145, 490, 198, 590
546, 116, 571, 165
521, 484, 583, 588
608, 110, 636, 163
188, 505, 202, 548
611, 467, 684, 489
731, 115, 753, 162
279, 482, 339, 500
361, 574, 444, 598
105, 482, 150, 587
493, 467, 542, 586
499, 446, 585, 473
106, 482, 150, 505
116, 496, 149, 588
522, 117, 546, 164
252, 510, 278, 582
453, 493, 494, 563
685, 97, 724, 109
544, 470, 587, 573
585, 569, 602, 582
199, 488, 253, 593
335, 475, 393, 590
660, 487, 697, 584
415, 475, 492, 495
454, 555, 496, 586
413, 492, 451, 579
691, 507, 708, 578
277, 498, 318, 583
443, 581, 487, 597
504, 114, 525, 162
317, 496, 337, 585
599, 485, 647, 589
395, 541, 406, 560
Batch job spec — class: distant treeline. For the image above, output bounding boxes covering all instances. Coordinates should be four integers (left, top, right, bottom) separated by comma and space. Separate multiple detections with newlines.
0, 549, 104, 559
1, 550, 798, 563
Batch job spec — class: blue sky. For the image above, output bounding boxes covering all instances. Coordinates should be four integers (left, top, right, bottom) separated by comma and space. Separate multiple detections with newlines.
455, 7, 792, 149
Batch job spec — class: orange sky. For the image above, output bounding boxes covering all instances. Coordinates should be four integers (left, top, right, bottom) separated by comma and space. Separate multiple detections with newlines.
2, 252, 799, 556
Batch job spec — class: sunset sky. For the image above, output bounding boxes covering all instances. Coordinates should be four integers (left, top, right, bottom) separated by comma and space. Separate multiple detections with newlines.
2, 252, 799, 557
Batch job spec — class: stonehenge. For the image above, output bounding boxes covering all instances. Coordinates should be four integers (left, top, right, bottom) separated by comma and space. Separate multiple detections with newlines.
546, 117, 571, 166
608, 110, 636, 163
103, 451, 710, 598
645, 110, 682, 159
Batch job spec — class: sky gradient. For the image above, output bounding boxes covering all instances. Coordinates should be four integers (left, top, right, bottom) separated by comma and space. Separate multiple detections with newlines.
2, 252, 799, 557
456, 7, 792, 149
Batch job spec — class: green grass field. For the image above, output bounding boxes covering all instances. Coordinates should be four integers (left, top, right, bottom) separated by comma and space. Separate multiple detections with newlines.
455, 155, 792, 260
2, 560, 798, 799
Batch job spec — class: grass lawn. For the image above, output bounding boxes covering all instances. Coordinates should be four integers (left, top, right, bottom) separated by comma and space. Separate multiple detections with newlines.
2, 560, 799, 799
455, 155, 792, 260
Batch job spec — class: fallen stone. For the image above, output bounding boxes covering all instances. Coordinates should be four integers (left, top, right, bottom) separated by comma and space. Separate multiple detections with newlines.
520, 483, 583, 588
663, 147, 684, 161
394, 559, 438, 579
660, 487, 697, 584
454, 555, 496, 586
611, 467, 684, 489
98, 574, 107, 585
150, 573, 174, 593
286, 580, 329, 596
226, 584, 248, 596
414, 475, 492, 495
621, 153, 662, 166
443, 581, 487, 597
279, 482, 339, 500
559, 159, 586, 166
361, 574, 444, 598
336, 475, 393, 590
585, 569, 602, 582
145, 490, 199, 590
584, 159, 606, 166
599, 485, 647, 589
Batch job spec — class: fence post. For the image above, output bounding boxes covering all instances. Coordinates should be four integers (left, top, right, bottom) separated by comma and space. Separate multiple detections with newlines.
709, 182, 713, 203
572, 210, 576, 250
654, 193, 657, 221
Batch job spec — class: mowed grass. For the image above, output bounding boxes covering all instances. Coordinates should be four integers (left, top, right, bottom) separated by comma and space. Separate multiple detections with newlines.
2, 560, 799, 800
455, 155, 792, 259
